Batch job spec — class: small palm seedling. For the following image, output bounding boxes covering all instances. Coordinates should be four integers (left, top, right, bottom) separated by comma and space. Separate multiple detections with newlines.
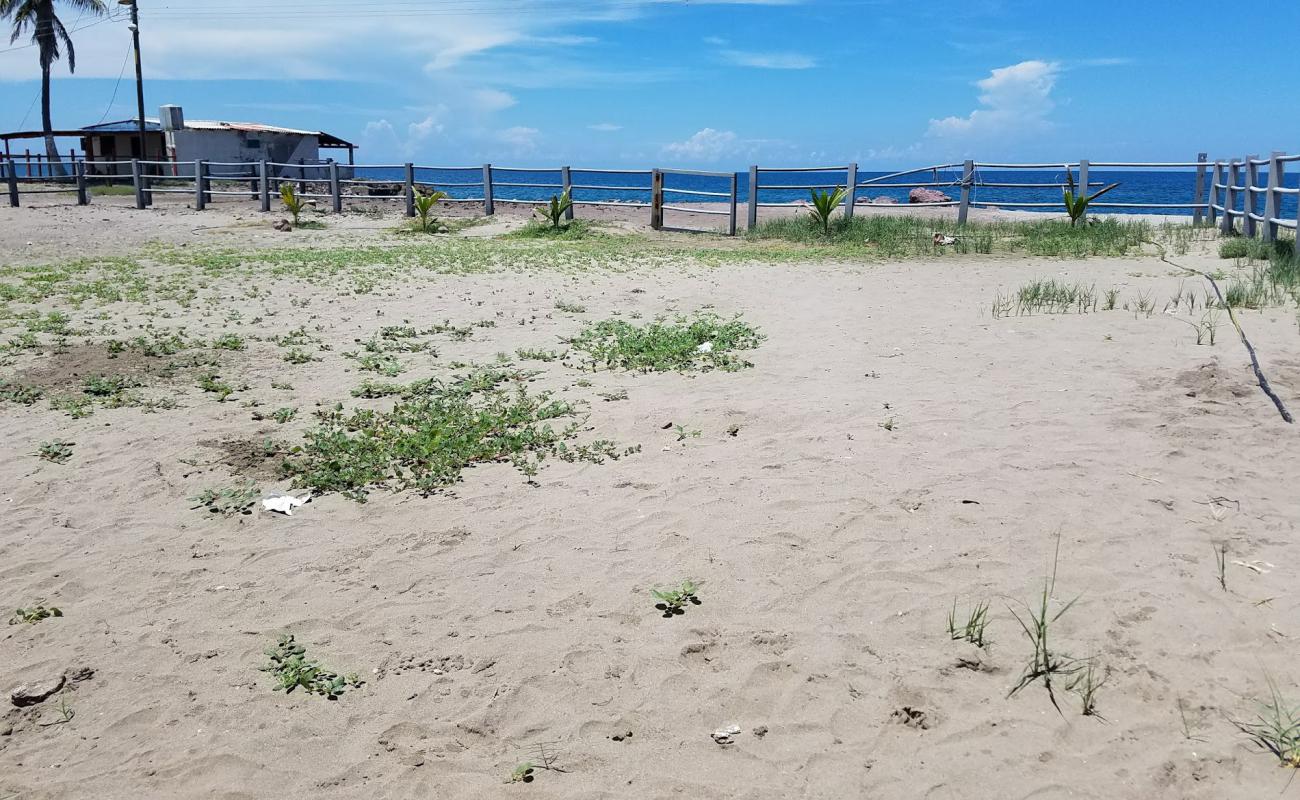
190, 481, 260, 515
948, 599, 990, 647
260, 634, 363, 700
535, 190, 574, 230
1008, 536, 1081, 714
10, 604, 62, 625
651, 580, 701, 618
808, 186, 847, 235
1062, 167, 1120, 227
280, 183, 306, 227
37, 440, 74, 464
1069, 658, 1109, 719
413, 190, 449, 232
1233, 676, 1300, 768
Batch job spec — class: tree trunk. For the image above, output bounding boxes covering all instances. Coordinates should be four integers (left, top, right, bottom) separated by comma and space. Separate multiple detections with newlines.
40, 60, 66, 178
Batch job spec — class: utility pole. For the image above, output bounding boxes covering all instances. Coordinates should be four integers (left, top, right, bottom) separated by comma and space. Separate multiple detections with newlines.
119, 0, 147, 161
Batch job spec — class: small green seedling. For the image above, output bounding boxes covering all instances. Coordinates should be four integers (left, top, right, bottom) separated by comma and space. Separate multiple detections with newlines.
1008, 537, 1081, 714
271, 407, 298, 424
1062, 167, 1120, 226
1234, 676, 1300, 768
652, 580, 701, 618
535, 190, 573, 230
673, 424, 700, 442
808, 186, 847, 235
261, 634, 363, 700
1070, 658, 1109, 719
213, 333, 246, 351
280, 183, 306, 226
947, 599, 990, 647
37, 440, 74, 464
413, 190, 449, 232
10, 605, 62, 625
190, 482, 260, 515
507, 762, 536, 783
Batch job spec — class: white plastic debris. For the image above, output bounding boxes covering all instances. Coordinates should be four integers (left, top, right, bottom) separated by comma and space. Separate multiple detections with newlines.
711, 723, 742, 744
697, 342, 714, 354
262, 491, 311, 516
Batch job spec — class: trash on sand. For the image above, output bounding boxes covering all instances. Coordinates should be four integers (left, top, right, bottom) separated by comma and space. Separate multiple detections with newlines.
696, 342, 714, 354
262, 492, 311, 516
711, 723, 742, 744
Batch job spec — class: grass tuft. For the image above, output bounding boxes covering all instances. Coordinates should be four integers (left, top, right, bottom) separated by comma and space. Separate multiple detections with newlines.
567, 312, 762, 373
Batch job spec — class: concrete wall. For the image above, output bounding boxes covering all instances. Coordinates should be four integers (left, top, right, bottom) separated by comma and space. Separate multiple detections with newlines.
168, 130, 320, 166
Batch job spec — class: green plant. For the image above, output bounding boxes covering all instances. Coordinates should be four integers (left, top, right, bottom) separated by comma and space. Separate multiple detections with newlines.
598, 389, 628, 402
197, 373, 237, 401
260, 634, 363, 700
280, 183, 306, 226
651, 580, 700, 618
515, 347, 563, 362
1234, 676, 1300, 768
554, 300, 586, 314
507, 763, 537, 784
535, 190, 574, 230
1007, 536, 1081, 714
190, 481, 260, 515
1062, 167, 1120, 226
1069, 658, 1109, 719
355, 353, 405, 377
271, 407, 298, 424
9, 604, 62, 625
37, 440, 74, 464
413, 190, 449, 232
283, 348, 313, 364
808, 186, 847, 235
948, 599, 990, 647
673, 424, 700, 442
567, 312, 763, 373
213, 333, 246, 351
0, 380, 43, 406
1103, 288, 1120, 311
83, 374, 136, 397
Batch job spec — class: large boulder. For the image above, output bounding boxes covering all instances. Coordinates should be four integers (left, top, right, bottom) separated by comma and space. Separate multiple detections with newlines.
909, 188, 951, 204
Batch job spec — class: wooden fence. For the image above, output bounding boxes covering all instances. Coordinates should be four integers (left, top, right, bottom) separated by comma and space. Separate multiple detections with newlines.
3, 154, 1298, 242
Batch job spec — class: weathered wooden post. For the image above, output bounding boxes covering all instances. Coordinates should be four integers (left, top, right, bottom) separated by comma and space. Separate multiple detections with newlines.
1263, 153, 1283, 243
844, 162, 858, 220
1221, 160, 1239, 235
1192, 153, 1208, 226
1077, 159, 1090, 224
746, 165, 758, 229
5, 159, 19, 207
194, 160, 207, 210
482, 164, 494, 215
727, 172, 738, 236
259, 160, 271, 212
75, 161, 88, 205
296, 158, 306, 195
957, 159, 975, 225
131, 158, 146, 209
403, 163, 415, 217
329, 160, 342, 213
1207, 161, 1222, 226
650, 169, 664, 230
561, 165, 574, 219
1243, 155, 1260, 238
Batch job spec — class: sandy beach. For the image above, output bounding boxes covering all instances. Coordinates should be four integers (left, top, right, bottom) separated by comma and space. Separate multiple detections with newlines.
2, 197, 1298, 800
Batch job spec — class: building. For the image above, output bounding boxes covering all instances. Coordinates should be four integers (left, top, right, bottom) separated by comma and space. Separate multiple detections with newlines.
1, 104, 355, 176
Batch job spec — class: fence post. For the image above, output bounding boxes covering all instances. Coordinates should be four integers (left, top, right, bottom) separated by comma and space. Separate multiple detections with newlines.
1192, 153, 1208, 226
75, 161, 88, 205
728, 172, 738, 236
1207, 161, 1221, 226
1077, 159, 1090, 224
194, 160, 207, 210
482, 163, 494, 215
329, 160, 342, 213
259, 160, 271, 212
1221, 159, 1239, 235
746, 165, 758, 230
561, 165, 574, 220
131, 158, 145, 209
843, 162, 858, 220
650, 168, 664, 230
957, 159, 974, 225
1263, 153, 1282, 243
5, 159, 18, 207
1243, 155, 1259, 238
403, 163, 415, 217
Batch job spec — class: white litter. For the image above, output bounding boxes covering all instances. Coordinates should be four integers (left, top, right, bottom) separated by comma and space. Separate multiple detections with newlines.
262, 492, 311, 516
711, 723, 742, 744
697, 342, 714, 354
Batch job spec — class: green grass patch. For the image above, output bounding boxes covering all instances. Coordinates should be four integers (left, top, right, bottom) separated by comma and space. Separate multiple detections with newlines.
566, 312, 763, 373
505, 218, 600, 240
286, 367, 637, 501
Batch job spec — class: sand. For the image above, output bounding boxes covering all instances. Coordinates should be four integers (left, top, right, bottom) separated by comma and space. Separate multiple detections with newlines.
2, 197, 1299, 799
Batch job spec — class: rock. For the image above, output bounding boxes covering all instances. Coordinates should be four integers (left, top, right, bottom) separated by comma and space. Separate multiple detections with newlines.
400, 751, 426, 767
273, 219, 292, 232
873, 196, 899, 204
752, 725, 768, 738
436, 225, 449, 234
10, 674, 65, 707
909, 188, 951, 204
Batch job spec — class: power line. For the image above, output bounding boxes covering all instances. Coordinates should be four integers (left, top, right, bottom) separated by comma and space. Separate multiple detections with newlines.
95, 41, 136, 125
0, 13, 127, 56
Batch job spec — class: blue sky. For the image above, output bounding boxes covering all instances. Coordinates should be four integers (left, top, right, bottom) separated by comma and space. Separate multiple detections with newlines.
1, 0, 1297, 168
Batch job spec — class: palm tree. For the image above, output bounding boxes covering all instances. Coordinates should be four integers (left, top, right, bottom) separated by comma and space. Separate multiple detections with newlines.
1, 0, 108, 176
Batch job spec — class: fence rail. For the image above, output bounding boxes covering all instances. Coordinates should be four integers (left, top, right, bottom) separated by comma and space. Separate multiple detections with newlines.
4, 153, 1298, 241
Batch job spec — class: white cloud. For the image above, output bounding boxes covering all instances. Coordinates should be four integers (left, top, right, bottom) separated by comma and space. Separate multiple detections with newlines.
719, 49, 816, 70
588, 122, 623, 132
703, 36, 729, 46
497, 126, 540, 154
471, 89, 518, 113
927, 60, 1061, 140
663, 128, 738, 161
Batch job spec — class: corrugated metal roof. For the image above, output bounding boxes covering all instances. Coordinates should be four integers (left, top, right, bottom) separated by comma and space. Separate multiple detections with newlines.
74, 117, 353, 147
80, 118, 163, 133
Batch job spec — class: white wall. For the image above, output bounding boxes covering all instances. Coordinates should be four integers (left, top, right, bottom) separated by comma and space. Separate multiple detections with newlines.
169, 130, 321, 165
